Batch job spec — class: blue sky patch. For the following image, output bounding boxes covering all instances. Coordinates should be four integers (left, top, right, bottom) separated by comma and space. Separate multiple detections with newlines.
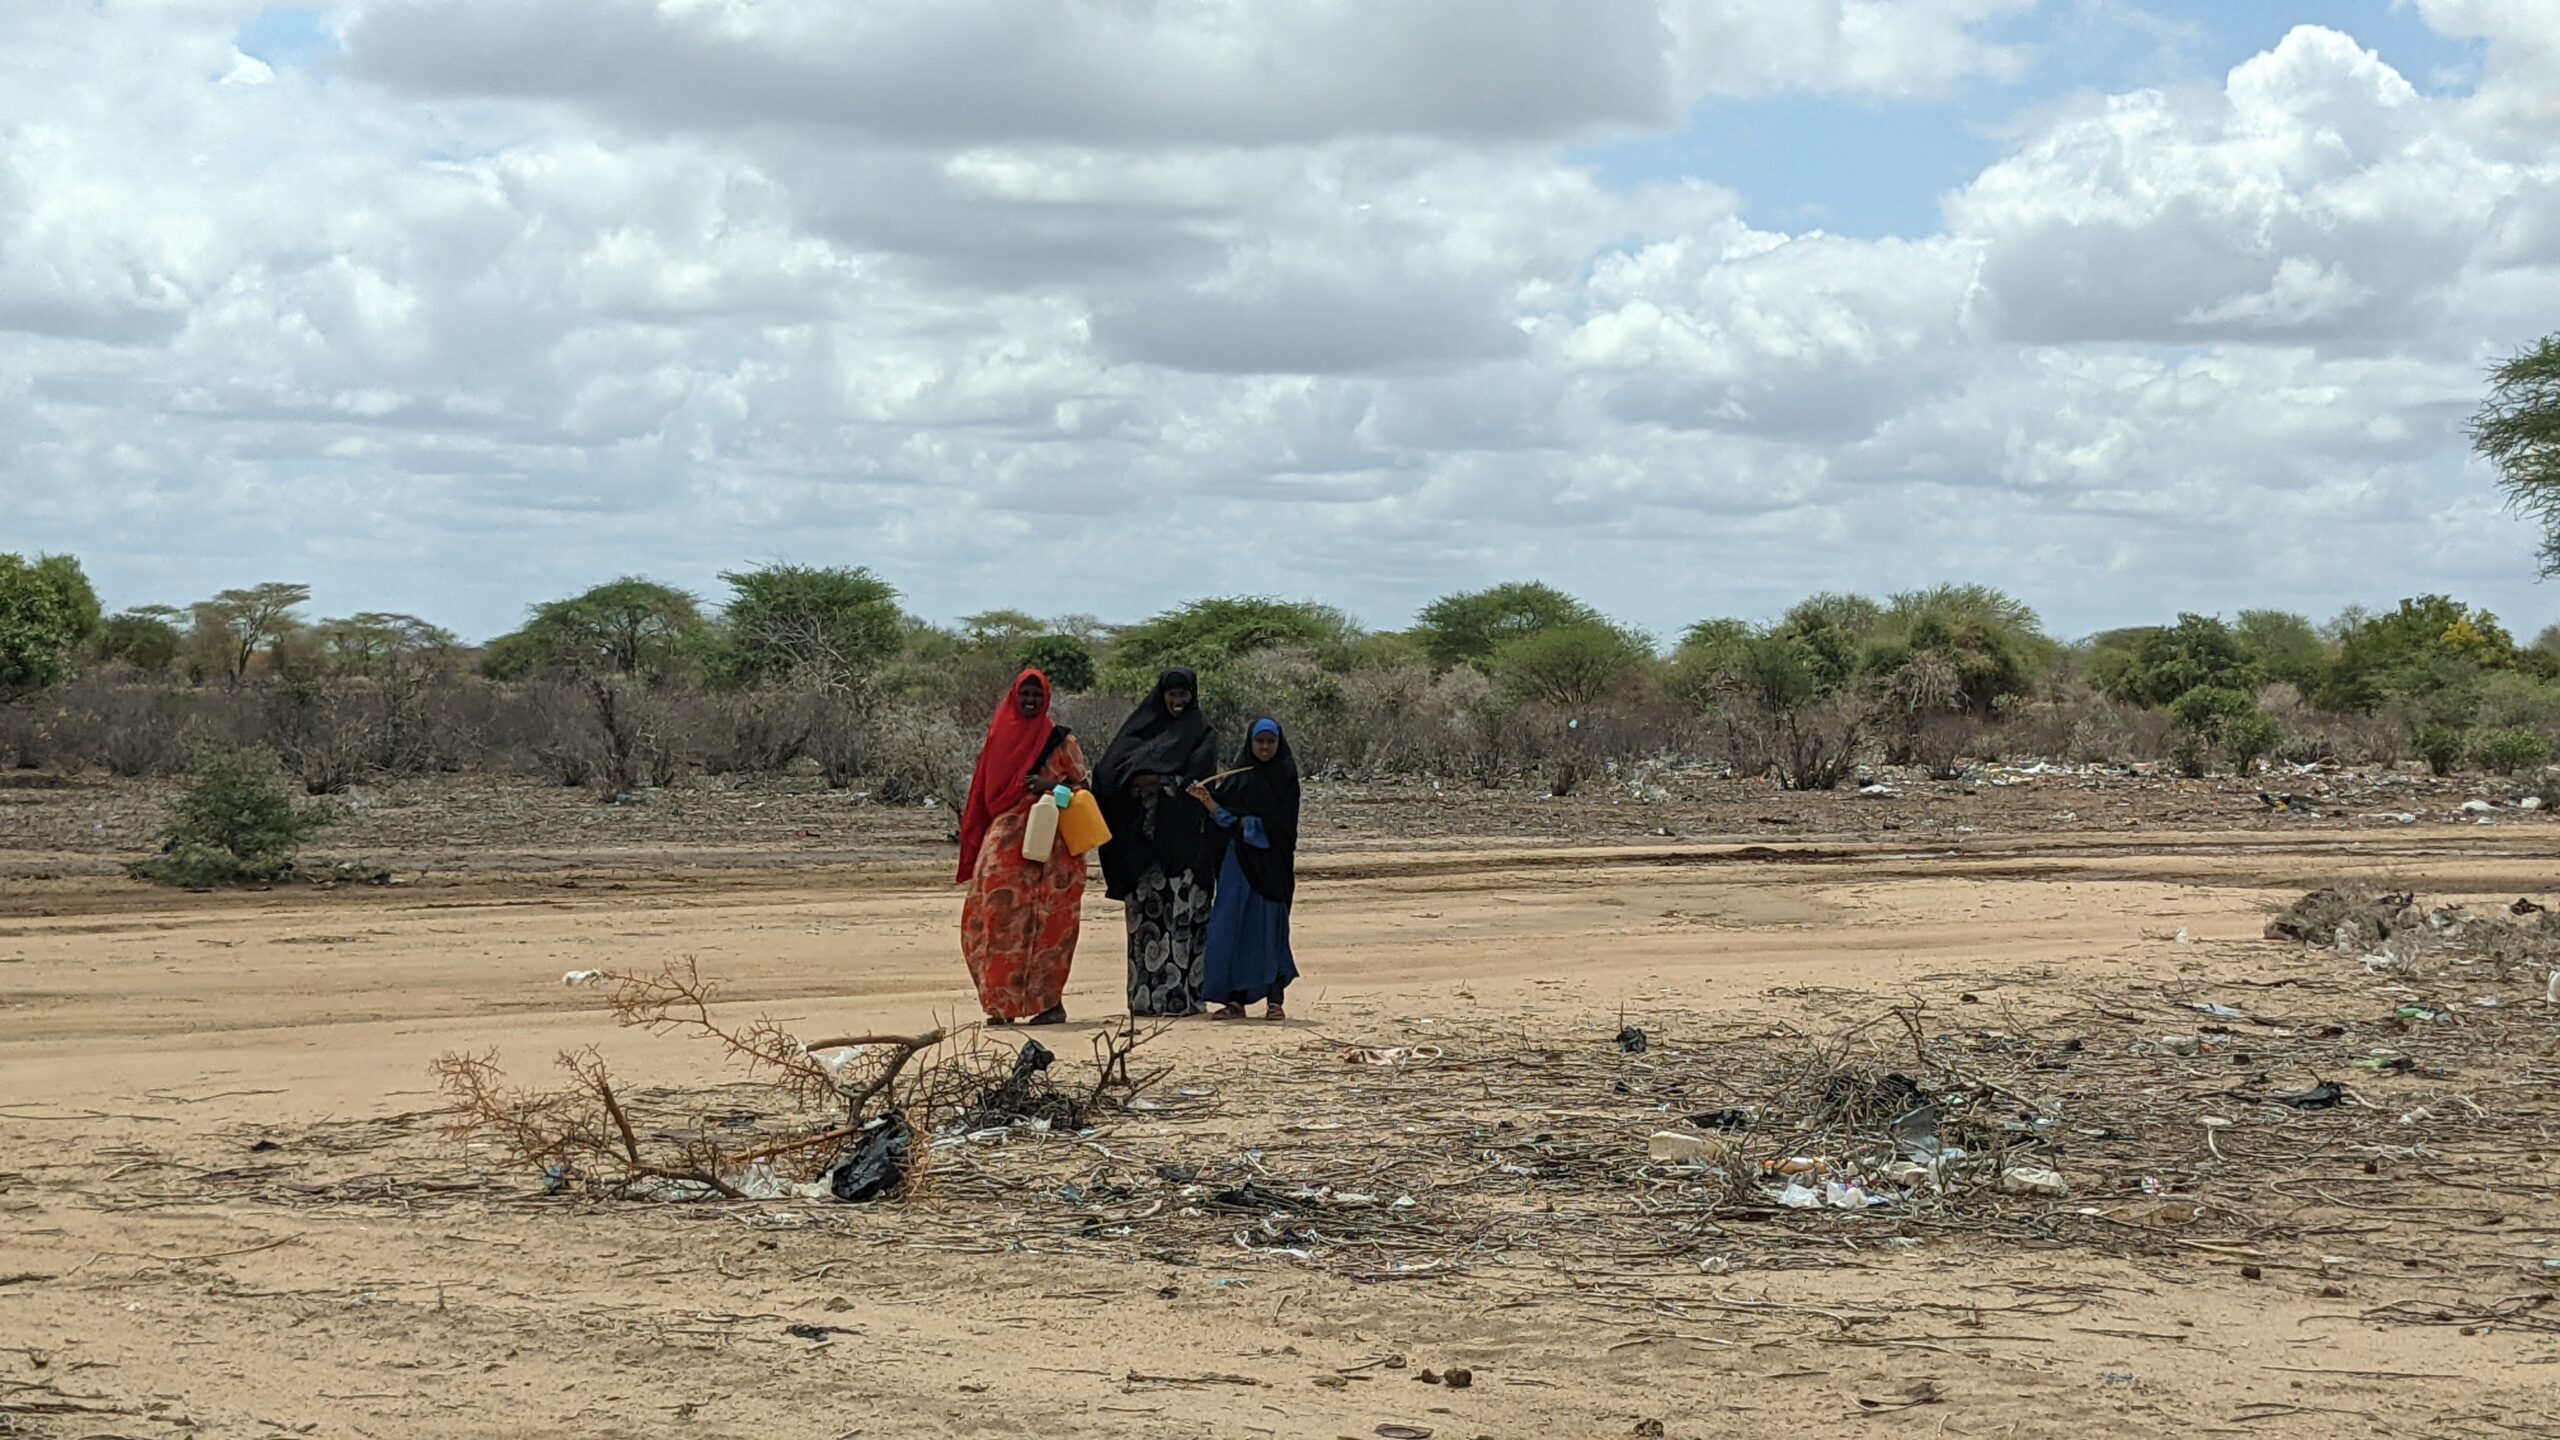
236, 7, 335, 67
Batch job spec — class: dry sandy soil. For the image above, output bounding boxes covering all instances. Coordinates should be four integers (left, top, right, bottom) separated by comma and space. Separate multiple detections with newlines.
4, 772, 2558, 1439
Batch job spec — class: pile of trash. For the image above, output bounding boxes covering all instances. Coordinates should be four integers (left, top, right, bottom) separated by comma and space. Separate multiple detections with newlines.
1639, 1062, 2071, 1215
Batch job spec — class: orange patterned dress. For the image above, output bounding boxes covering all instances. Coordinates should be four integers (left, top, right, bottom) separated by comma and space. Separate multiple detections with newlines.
959, 736, 1089, 1020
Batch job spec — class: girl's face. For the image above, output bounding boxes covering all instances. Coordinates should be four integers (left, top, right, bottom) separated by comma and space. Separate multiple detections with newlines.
1015, 678, 1046, 716
1162, 686, 1193, 717
1252, 730, 1279, 762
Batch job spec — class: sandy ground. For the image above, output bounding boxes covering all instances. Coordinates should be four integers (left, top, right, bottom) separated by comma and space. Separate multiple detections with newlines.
5, 802, 2559, 1438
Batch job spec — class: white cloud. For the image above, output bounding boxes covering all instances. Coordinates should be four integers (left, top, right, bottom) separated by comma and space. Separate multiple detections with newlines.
1, 2, 2554, 645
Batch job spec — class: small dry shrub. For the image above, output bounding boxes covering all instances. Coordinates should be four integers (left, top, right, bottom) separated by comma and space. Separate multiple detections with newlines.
2263, 885, 2418, 948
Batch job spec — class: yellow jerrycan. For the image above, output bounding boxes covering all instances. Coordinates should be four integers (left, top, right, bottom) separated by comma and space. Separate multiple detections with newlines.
1056, 788, 1112, 856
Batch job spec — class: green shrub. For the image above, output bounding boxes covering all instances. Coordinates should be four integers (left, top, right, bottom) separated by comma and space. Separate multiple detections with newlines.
2475, 727, 2553, 776
131, 746, 336, 888
1017, 634, 1097, 694
2413, 724, 2466, 777
2167, 685, 2280, 776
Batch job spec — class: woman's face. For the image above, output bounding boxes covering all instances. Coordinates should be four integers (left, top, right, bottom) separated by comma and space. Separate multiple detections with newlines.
1252, 730, 1280, 762
1015, 678, 1046, 716
1162, 686, 1193, 717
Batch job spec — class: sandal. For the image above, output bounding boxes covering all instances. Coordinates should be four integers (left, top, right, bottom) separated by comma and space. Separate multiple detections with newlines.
1026, 1004, 1067, 1027
1210, 1003, 1249, 1021
1264, 1003, 1287, 1023
986, 1014, 1013, 1028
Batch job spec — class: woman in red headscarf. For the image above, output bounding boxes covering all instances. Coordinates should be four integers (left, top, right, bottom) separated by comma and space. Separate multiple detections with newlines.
957, 670, 1089, 1026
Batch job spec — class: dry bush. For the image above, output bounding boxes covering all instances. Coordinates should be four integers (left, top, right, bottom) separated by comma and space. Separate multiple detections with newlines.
862, 700, 974, 808
1908, 712, 1985, 780
436, 957, 1164, 1202
694, 686, 819, 776
52, 680, 237, 777
2263, 884, 2419, 947
263, 682, 382, 794
0, 701, 54, 770
1722, 693, 1864, 791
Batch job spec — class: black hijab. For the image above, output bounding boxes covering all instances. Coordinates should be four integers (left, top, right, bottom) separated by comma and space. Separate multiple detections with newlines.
1093, 667, 1221, 900
1213, 717, 1301, 905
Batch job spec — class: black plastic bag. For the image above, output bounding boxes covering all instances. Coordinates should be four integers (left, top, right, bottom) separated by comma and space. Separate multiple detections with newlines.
827, 1114, 914, 1202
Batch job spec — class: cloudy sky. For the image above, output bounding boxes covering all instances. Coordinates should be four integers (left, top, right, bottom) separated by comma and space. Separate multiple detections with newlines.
6, 1, 2556, 645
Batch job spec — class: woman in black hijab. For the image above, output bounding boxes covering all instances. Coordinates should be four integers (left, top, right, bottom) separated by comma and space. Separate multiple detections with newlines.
1092, 667, 1220, 1016
1188, 717, 1299, 1021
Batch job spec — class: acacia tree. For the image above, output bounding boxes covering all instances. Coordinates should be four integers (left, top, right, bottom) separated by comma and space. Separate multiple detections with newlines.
716, 565, 902, 691
2473, 334, 2560, 574
1489, 622, 1652, 707
1414, 582, 1599, 670
317, 612, 457, 679
491, 578, 705, 683
189, 583, 312, 687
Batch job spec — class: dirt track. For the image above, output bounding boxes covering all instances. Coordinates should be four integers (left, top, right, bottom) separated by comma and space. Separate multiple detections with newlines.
5, 824, 2559, 1438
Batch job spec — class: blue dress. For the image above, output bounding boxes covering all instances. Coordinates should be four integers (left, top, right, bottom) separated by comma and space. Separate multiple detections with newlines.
1202, 809, 1297, 1004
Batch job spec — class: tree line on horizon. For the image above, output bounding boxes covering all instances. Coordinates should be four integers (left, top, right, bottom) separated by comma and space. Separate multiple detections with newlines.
6, 549, 2560, 789
5, 330, 2559, 795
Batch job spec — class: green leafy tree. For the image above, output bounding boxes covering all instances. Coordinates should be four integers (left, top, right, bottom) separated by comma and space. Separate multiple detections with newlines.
486, 578, 705, 683
191, 583, 313, 687
36, 555, 102, 645
714, 565, 902, 690
1664, 618, 1757, 707
1488, 622, 1652, 708
1863, 586, 2054, 715
2319, 595, 2516, 715
1017, 634, 1097, 693
131, 746, 336, 888
1413, 583, 1600, 670
1100, 596, 1356, 696
1765, 592, 1884, 694
2096, 614, 2256, 707
0, 552, 101, 697
2232, 609, 2330, 691
95, 606, 185, 675
2472, 334, 2560, 574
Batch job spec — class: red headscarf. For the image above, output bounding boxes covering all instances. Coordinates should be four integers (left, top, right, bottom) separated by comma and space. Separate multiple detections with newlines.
956, 668, 1056, 882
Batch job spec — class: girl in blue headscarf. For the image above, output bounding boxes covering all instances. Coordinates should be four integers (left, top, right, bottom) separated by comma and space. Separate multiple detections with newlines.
1186, 717, 1300, 1022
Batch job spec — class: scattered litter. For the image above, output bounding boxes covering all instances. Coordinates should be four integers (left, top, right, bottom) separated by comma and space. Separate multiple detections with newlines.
2463, 799, 2495, 814
1616, 1026, 1649, 1055
2523, 796, 2546, 812
2240, 1082, 2346, 1111
1687, 1108, 1753, 1131
826, 1115, 914, 1203
1999, 1166, 2068, 1197
562, 970, 605, 986
2187, 1002, 2247, 1021
1648, 1131, 1729, 1165
1858, 783, 1899, 797
785, 1323, 851, 1345
1345, 1046, 1444, 1068
2514, 898, 2548, 916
